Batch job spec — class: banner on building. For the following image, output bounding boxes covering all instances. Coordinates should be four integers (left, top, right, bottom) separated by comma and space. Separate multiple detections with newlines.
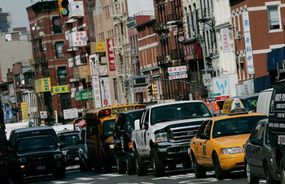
220, 28, 231, 52
168, 65, 188, 80
92, 75, 102, 108
106, 38, 116, 71
100, 77, 112, 107
35, 78, 51, 93
242, 11, 255, 75
211, 74, 238, 97
68, 31, 87, 47
52, 85, 70, 94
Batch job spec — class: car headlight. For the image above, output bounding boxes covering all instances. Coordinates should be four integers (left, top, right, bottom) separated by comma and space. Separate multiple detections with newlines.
54, 153, 64, 160
221, 147, 243, 154
109, 144, 115, 149
18, 157, 27, 163
62, 150, 68, 156
155, 132, 168, 143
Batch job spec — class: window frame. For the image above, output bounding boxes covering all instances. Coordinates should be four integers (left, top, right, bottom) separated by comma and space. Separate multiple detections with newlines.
267, 4, 282, 32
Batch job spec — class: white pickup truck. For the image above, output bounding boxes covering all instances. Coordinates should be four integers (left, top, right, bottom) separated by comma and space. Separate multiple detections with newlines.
132, 100, 213, 177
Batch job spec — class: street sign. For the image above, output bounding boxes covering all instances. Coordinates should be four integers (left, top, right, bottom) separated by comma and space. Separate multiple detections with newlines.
168, 65, 188, 80
63, 108, 78, 120
202, 74, 211, 86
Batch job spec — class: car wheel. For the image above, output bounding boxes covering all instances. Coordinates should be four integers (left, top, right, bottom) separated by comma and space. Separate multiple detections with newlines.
127, 154, 136, 175
116, 156, 126, 174
152, 150, 165, 177
264, 161, 277, 184
192, 153, 206, 178
213, 154, 225, 180
80, 159, 89, 172
246, 162, 259, 184
135, 152, 147, 176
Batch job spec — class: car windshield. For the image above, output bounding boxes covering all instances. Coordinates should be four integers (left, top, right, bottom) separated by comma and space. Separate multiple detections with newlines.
58, 133, 80, 147
212, 116, 266, 138
103, 120, 115, 136
126, 111, 143, 134
151, 102, 212, 125
16, 136, 58, 154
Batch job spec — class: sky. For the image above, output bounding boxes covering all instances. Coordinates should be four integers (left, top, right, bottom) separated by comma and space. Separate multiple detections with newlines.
0, 0, 154, 29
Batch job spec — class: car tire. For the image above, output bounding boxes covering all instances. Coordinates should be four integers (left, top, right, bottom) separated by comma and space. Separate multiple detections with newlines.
191, 153, 206, 178
246, 162, 259, 184
116, 156, 126, 174
135, 152, 147, 176
80, 159, 89, 172
127, 154, 136, 175
152, 150, 165, 177
213, 153, 225, 180
264, 161, 277, 184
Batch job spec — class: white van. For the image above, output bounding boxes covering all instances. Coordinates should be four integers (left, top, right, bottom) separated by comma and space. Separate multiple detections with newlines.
256, 88, 273, 116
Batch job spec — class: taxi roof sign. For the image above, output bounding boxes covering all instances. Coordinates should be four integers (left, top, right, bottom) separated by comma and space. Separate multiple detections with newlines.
222, 98, 246, 115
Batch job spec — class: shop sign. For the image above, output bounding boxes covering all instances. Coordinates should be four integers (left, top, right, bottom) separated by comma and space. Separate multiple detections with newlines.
168, 65, 188, 80
21, 102, 29, 120
52, 85, 70, 94
63, 108, 78, 120
106, 38, 116, 71
35, 78, 51, 93
95, 42, 106, 53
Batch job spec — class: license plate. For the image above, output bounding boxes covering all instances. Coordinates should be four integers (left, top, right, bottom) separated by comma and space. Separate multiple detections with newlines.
278, 135, 285, 145
36, 165, 46, 170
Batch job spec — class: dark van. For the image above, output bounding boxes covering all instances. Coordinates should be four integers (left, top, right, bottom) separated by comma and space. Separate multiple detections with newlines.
114, 109, 144, 175
245, 83, 285, 184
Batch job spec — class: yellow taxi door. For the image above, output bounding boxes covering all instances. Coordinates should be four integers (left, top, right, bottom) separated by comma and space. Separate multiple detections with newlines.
203, 120, 214, 166
192, 120, 210, 165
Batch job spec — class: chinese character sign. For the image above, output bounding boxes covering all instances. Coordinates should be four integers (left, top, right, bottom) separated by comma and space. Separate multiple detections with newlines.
106, 38, 116, 72
242, 11, 255, 75
220, 28, 231, 52
52, 85, 70, 94
35, 78, 51, 93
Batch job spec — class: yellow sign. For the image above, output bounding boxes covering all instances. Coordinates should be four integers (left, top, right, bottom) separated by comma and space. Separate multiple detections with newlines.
95, 42, 106, 53
35, 78, 51, 93
52, 85, 70, 94
21, 102, 29, 120
90, 41, 106, 53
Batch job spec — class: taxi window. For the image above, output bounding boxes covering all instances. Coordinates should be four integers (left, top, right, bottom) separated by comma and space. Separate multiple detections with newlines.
197, 121, 208, 138
205, 121, 213, 137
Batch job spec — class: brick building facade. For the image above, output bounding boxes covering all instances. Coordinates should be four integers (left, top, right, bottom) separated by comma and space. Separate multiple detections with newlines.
230, 0, 285, 93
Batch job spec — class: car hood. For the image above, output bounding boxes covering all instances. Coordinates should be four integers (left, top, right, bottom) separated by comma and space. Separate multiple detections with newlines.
152, 118, 211, 131
213, 134, 250, 148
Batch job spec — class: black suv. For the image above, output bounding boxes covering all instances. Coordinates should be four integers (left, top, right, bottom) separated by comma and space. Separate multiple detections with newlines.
114, 109, 144, 175
9, 126, 59, 147
58, 130, 82, 166
11, 135, 66, 183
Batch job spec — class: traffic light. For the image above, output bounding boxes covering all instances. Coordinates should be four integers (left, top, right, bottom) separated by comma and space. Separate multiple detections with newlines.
147, 84, 153, 96
58, 0, 69, 17
152, 84, 158, 96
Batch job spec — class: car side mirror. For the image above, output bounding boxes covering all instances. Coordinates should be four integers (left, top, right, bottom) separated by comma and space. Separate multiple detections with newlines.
134, 119, 140, 131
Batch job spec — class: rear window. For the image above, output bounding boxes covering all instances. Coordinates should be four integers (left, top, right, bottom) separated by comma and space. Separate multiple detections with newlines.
16, 136, 58, 154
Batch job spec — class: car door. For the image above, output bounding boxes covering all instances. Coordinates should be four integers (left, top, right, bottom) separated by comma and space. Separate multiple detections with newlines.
193, 120, 209, 165
203, 120, 214, 166
246, 123, 265, 176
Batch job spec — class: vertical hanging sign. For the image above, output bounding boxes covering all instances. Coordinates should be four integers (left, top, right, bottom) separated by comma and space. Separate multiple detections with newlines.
242, 11, 255, 75
106, 38, 116, 72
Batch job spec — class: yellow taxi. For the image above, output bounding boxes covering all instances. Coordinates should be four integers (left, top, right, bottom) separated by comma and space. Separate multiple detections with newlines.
189, 112, 267, 180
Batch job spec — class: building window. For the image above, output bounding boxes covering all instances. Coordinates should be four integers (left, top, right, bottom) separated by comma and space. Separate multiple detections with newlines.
52, 17, 62, 34
55, 41, 64, 59
267, 5, 280, 30
57, 66, 67, 85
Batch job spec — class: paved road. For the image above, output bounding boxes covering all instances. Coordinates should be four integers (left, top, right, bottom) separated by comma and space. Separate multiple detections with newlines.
22, 166, 264, 184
